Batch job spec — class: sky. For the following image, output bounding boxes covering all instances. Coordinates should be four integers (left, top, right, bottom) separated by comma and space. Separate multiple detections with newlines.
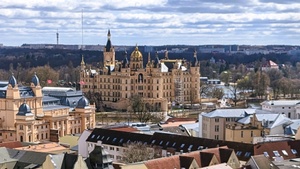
1, 0, 300, 46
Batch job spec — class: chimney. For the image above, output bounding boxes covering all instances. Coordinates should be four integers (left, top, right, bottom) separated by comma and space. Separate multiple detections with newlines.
167, 152, 171, 157
180, 150, 184, 154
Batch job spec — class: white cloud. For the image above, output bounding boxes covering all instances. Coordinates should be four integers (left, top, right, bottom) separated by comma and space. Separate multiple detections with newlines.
0, 0, 300, 46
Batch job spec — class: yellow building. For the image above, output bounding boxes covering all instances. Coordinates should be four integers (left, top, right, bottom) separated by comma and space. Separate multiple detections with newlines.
80, 30, 201, 111
0, 73, 95, 143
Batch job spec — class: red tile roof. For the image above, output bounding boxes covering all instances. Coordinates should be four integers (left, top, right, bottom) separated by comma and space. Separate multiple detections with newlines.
0, 141, 23, 148
144, 155, 180, 169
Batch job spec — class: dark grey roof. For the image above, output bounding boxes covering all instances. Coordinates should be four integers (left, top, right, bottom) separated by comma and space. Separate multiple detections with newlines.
87, 128, 255, 161
86, 128, 152, 146
13, 150, 49, 169
31, 73, 40, 86
105, 30, 112, 52
42, 95, 60, 102
76, 96, 89, 108
8, 74, 17, 88
17, 103, 33, 116
61, 153, 78, 169
19, 86, 35, 98
42, 105, 70, 111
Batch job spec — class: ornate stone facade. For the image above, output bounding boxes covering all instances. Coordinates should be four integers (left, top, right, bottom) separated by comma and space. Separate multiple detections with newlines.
0, 74, 95, 143
80, 30, 201, 112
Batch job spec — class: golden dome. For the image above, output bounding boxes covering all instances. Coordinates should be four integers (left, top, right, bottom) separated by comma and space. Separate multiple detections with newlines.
130, 46, 143, 60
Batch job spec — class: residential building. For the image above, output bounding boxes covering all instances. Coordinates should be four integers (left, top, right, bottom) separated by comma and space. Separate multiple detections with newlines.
118, 146, 240, 169
0, 73, 95, 143
225, 113, 292, 144
261, 100, 300, 119
0, 146, 113, 169
80, 30, 201, 112
200, 109, 256, 140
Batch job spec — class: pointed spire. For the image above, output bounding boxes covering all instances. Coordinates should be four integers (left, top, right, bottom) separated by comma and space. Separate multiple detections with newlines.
107, 29, 111, 39
81, 55, 85, 65
105, 29, 112, 52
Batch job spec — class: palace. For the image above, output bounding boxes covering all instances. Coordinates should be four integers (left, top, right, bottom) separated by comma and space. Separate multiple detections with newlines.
0, 73, 95, 143
80, 30, 201, 112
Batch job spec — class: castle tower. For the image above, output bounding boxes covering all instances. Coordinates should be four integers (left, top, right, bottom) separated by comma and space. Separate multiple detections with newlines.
103, 29, 115, 66
129, 45, 143, 70
6, 73, 20, 99
30, 72, 43, 117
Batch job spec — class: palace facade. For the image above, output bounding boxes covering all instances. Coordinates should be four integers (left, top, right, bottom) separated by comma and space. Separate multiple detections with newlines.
0, 73, 95, 143
80, 30, 201, 112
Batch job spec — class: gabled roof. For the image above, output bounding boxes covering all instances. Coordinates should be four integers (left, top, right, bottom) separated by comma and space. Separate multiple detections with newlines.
247, 155, 279, 169
254, 140, 300, 160
179, 156, 195, 169
61, 153, 78, 169
200, 152, 214, 167
86, 128, 152, 146
261, 100, 300, 106
144, 156, 180, 169
202, 109, 255, 118
13, 150, 49, 169
267, 113, 293, 129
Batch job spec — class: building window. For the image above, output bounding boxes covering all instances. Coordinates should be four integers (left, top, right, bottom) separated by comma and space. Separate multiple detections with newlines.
19, 125, 23, 130
215, 125, 219, 132
110, 147, 115, 151
241, 131, 243, 138
288, 112, 291, 118
215, 135, 219, 140
251, 131, 253, 137
215, 118, 219, 122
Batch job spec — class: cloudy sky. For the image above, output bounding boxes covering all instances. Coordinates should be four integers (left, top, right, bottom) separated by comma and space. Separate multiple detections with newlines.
1, 0, 300, 46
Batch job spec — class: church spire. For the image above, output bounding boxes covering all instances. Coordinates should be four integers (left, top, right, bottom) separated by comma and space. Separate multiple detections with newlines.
107, 29, 111, 39
105, 29, 112, 52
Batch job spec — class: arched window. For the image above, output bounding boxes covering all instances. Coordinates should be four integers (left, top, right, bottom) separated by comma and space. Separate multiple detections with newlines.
138, 74, 143, 83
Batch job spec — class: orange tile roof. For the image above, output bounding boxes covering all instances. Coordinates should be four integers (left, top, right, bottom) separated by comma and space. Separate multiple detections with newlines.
0, 141, 23, 148
144, 155, 181, 169
14, 142, 69, 154
110, 127, 139, 132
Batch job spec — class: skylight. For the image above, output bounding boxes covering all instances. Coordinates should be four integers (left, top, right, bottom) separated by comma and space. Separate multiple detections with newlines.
282, 150, 288, 156
166, 141, 169, 146
159, 141, 163, 145
172, 142, 176, 147
273, 151, 280, 157
236, 151, 242, 156
180, 144, 185, 148
263, 152, 269, 157
292, 149, 297, 154
119, 138, 123, 143
244, 152, 251, 157
151, 140, 156, 144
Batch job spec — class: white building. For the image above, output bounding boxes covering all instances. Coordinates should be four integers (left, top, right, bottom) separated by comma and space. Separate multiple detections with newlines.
261, 100, 300, 119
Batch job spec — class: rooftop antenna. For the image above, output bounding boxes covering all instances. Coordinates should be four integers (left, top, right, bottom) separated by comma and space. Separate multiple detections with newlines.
56, 29, 59, 45
81, 9, 83, 49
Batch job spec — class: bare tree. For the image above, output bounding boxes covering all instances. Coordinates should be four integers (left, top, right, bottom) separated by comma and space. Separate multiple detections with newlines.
122, 142, 161, 163
129, 94, 154, 123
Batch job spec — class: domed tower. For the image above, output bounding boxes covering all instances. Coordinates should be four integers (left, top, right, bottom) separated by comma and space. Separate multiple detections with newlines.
6, 73, 20, 99
130, 45, 143, 70
31, 72, 42, 97
75, 96, 95, 131
30, 72, 43, 117
16, 102, 35, 142
103, 29, 115, 66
